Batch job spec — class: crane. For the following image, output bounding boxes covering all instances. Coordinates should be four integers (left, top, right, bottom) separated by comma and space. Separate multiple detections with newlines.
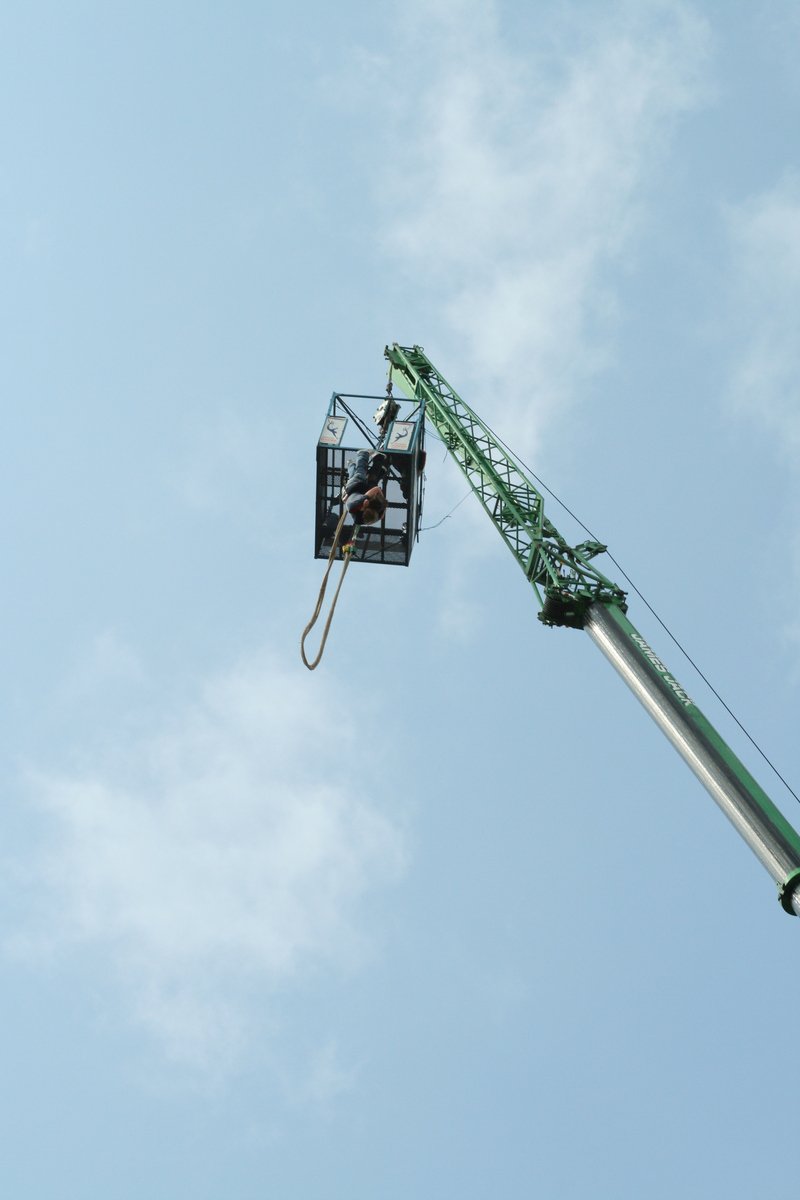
381, 343, 800, 918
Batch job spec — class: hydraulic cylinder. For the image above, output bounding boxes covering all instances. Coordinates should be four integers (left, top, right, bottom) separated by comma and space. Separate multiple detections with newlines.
584, 601, 800, 916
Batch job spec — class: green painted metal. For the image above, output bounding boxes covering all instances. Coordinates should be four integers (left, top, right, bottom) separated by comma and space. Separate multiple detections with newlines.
384, 343, 627, 628
384, 342, 800, 914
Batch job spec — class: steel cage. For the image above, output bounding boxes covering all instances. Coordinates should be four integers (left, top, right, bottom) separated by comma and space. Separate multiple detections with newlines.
314, 392, 426, 567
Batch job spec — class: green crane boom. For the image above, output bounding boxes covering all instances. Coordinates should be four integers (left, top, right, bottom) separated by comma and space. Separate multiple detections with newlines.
384, 342, 800, 917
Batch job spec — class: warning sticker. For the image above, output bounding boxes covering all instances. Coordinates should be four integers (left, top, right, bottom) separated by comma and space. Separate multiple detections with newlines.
319, 416, 347, 446
388, 421, 415, 452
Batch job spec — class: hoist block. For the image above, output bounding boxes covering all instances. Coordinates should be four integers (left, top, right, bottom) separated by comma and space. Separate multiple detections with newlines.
314, 392, 426, 566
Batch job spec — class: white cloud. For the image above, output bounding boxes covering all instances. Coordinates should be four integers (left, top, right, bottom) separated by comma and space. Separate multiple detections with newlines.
724, 176, 800, 650
56, 629, 145, 705
383, 0, 710, 451
726, 175, 800, 450
377, 0, 710, 633
10, 652, 405, 1070
291, 1038, 360, 1108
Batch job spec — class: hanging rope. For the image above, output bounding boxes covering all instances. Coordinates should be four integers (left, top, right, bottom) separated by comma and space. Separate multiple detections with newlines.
301, 509, 358, 670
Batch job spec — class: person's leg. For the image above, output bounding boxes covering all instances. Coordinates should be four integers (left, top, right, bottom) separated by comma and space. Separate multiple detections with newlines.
366, 450, 388, 487
344, 450, 371, 495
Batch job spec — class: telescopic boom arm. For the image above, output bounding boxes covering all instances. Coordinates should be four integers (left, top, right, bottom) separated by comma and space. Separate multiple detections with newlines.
385, 342, 800, 916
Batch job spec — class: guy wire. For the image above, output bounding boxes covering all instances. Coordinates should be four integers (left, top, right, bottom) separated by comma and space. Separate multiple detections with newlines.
479, 417, 800, 810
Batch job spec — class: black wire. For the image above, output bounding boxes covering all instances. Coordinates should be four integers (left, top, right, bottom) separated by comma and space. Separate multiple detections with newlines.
420, 490, 472, 531
337, 398, 378, 447
605, 555, 800, 807
475, 416, 800, 809
401, 385, 799, 803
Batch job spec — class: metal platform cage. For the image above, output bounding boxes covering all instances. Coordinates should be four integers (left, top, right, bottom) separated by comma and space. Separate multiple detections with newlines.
314, 392, 426, 566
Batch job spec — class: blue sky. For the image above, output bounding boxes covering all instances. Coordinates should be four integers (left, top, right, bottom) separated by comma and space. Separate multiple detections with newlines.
2, 1, 800, 1196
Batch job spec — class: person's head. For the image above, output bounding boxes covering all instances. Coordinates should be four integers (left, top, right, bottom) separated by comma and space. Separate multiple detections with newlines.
358, 487, 386, 525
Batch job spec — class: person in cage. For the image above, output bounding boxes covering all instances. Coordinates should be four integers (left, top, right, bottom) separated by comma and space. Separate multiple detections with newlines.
342, 449, 388, 526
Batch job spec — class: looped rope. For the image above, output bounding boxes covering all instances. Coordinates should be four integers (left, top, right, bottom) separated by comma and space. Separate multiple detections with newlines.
301, 509, 358, 670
